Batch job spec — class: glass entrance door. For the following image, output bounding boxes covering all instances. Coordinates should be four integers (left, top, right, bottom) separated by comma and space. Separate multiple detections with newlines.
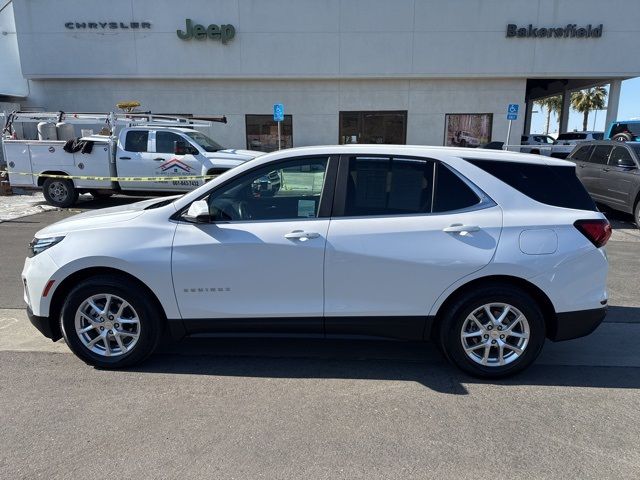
339, 111, 407, 145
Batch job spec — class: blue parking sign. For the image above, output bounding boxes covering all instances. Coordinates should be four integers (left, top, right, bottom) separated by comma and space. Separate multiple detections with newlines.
508, 103, 519, 115
507, 113, 518, 120
273, 103, 284, 122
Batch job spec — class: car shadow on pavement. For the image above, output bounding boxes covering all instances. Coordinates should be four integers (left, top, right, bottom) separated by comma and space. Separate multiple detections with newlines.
121, 335, 640, 395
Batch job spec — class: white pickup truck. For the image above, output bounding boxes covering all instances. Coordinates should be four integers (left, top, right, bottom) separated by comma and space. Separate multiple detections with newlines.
3, 124, 262, 207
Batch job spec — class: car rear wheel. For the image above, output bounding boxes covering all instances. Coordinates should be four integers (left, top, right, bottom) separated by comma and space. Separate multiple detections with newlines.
634, 201, 640, 229
43, 178, 78, 208
60, 275, 162, 368
438, 285, 546, 378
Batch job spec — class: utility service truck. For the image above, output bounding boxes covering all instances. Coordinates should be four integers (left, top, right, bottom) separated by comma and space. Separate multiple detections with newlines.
1, 111, 262, 207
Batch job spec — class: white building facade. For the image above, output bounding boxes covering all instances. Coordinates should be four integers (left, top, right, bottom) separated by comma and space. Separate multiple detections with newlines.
2, 0, 639, 151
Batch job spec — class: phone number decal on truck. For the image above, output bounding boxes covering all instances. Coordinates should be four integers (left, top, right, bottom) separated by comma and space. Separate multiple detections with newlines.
172, 180, 202, 186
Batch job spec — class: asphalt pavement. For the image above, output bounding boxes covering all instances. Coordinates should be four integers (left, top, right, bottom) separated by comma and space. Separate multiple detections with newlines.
1, 197, 639, 479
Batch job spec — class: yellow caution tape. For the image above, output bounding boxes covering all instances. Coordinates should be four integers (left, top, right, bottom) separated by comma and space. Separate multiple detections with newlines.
8, 171, 218, 182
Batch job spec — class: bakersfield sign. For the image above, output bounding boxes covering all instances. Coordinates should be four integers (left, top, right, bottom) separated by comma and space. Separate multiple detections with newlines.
176, 19, 236, 43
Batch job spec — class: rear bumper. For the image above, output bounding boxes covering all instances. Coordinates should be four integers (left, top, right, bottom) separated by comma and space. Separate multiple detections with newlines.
548, 307, 606, 342
27, 306, 61, 341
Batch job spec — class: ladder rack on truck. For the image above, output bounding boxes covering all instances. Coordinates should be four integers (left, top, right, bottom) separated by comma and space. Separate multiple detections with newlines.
1, 110, 261, 207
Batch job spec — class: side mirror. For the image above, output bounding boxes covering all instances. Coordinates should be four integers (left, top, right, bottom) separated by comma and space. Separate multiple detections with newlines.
184, 200, 210, 223
617, 158, 636, 169
174, 140, 187, 155
174, 141, 198, 155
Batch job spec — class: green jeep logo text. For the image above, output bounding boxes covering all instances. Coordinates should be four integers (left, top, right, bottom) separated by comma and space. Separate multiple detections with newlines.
177, 19, 236, 43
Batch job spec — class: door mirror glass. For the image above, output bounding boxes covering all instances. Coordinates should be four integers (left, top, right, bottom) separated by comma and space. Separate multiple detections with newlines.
184, 200, 211, 222
174, 140, 198, 155
174, 140, 187, 155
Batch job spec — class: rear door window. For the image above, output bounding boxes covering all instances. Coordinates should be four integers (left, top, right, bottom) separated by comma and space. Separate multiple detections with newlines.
588, 145, 612, 165
465, 159, 597, 211
432, 164, 481, 212
570, 145, 594, 162
342, 156, 480, 216
124, 131, 149, 152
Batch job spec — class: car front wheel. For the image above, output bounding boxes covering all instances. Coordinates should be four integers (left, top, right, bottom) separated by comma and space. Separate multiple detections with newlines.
438, 285, 546, 378
60, 276, 162, 368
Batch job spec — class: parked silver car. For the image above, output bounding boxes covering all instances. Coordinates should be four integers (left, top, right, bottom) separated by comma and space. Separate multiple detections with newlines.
568, 141, 640, 226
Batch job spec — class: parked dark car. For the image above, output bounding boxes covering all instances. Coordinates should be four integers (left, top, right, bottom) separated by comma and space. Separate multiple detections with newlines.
567, 140, 640, 227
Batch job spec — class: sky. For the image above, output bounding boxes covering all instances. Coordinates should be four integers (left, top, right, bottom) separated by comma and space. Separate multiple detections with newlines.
530, 77, 640, 135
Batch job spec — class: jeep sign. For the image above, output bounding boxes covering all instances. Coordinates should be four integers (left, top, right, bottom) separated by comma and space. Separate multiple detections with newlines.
177, 19, 236, 43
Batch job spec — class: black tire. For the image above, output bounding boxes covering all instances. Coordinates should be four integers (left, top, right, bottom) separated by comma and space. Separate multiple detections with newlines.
89, 190, 113, 199
42, 178, 78, 208
59, 275, 163, 369
438, 284, 546, 378
634, 201, 640, 229
460, 139, 467, 147
612, 133, 633, 142
530, 148, 540, 155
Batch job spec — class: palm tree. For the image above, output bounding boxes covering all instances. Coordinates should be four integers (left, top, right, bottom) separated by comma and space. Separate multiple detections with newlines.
571, 87, 607, 131
535, 96, 563, 134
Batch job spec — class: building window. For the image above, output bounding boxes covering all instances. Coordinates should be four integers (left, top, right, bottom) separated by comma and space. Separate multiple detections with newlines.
339, 111, 407, 145
444, 114, 493, 147
246, 114, 293, 152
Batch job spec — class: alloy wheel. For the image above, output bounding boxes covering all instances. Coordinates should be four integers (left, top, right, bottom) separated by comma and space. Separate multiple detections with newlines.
74, 294, 141, 357
460, 303, 530, 367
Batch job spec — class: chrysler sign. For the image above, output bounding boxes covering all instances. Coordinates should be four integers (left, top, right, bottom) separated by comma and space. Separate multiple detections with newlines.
506, 23, 603, 38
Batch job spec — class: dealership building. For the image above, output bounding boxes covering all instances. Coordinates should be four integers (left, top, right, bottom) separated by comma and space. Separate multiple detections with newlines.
1, 0, 640, 152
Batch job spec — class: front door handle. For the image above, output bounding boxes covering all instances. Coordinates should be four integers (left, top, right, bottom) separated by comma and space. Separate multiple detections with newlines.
119, 156, 131, 160
285, 230, 320, 240
443, 224, 480, 234
154, 157, 165, 162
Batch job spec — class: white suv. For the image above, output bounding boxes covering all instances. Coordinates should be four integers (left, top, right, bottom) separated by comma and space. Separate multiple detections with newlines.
22, 145, 610, 378
551, 131, 604, 159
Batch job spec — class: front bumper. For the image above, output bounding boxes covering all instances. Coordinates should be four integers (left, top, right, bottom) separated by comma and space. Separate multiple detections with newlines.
27, 306, 61, 341
548, 307, 607, 341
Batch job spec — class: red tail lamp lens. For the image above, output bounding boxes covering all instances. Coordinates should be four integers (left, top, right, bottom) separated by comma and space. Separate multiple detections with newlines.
574, 219, 612, 248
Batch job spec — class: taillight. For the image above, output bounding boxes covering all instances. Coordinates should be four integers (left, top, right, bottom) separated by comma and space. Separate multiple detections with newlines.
574, 219, 612, 248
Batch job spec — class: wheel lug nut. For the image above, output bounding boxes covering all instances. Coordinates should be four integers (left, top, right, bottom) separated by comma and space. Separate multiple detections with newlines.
108, 330, 113, 334
483, 334, 489, 339
491, 340, 497, 344
500, 334, 505, 339
100, 326, 104, 331
108, 315, 114, 320
115, 323, 119, 328
487, 325, 493, 330
497, 326, 503, 331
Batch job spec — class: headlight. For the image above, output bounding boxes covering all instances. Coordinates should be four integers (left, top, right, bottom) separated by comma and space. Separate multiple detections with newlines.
28, 236, 65, 257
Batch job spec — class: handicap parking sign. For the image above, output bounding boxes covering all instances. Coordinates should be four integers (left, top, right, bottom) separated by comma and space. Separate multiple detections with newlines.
273, 103, 284, 122
507, 104, 519, 120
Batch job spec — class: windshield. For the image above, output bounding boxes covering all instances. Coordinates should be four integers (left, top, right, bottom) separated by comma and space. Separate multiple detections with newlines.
557, 133, 587, 141
185, 131, 224, 152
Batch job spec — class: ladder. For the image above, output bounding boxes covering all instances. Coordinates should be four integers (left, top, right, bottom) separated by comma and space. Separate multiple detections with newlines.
1, 111, 227, 137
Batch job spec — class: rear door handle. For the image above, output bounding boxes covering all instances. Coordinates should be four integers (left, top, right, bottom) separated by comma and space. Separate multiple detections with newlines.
443, 224, 480, 234
285, 230, 320, 240
154, 157, 165, 162
119, 156, 131, 160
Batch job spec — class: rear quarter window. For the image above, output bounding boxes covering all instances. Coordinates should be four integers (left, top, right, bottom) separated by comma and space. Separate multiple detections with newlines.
465, 159, 597, 211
